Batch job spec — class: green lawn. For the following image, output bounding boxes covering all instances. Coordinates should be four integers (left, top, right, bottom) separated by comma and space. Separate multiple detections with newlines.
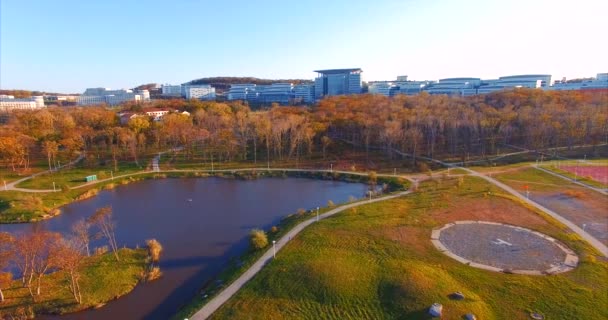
15, 162, 148, 190
0, 248, 147, 317
206, 177, 607, 320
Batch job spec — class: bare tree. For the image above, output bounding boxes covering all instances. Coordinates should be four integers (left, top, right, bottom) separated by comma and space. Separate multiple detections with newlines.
0, 232, 14, 303
55, 238, 86, 304
88, 206, 120, 261
72, 219, 91, 256
12, 231, 62, 297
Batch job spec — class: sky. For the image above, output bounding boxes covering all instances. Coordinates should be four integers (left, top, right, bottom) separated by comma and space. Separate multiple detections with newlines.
1, 0, 607, 93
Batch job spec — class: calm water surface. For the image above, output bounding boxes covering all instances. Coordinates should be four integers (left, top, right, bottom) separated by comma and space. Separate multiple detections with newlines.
0, 177, 367, 320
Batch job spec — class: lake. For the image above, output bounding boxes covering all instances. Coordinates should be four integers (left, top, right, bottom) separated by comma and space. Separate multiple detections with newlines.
0, 177, 368, 320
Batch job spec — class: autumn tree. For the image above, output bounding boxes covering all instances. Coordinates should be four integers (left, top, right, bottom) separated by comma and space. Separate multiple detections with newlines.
146, 239, 163, 266
72, 219, 91, 256
0, 232, 14, 303
88, 206, 120, 261
54, 238, 86, 304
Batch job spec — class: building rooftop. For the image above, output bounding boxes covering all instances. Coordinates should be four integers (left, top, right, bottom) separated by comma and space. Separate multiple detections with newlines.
314, 68, 362, 74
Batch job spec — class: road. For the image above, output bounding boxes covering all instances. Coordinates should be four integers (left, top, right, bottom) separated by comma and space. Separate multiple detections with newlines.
190, 190, 412, 320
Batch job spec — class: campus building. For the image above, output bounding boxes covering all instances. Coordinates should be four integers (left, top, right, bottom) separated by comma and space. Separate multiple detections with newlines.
161, 84, 182, 97
424, 78, 481, 96
257, 83, 293, 105
293, 84, 315, 104
548, 73, 608, 91
314, 68, 362, 99
182, 84, 216, 100
77, 88, 150, 106
0, 95, 45, 111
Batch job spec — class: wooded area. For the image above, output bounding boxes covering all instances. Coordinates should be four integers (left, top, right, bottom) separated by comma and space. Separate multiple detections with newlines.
0, 89, 606, 172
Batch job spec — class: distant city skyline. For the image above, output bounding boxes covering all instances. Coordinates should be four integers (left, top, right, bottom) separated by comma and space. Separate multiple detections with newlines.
1, 0, 607, 92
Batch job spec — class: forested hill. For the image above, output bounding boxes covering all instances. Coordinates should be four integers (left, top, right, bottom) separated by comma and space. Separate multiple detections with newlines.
187, 77, 313, 93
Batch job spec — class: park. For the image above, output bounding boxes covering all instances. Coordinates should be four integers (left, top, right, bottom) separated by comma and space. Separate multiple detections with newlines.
0, 89, 606, 319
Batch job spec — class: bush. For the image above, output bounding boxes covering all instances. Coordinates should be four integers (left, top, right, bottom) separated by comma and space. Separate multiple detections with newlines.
249, 229, 268, 250
94, 246, 109, 255
417, 162, 430, 173
327, 200, 335, 207
270, 226, 279, 233
297, 208, 306, 216
144, 267, 163, 282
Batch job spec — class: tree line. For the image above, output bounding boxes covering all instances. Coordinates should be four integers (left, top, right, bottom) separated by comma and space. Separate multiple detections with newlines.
0, 88, 606, 172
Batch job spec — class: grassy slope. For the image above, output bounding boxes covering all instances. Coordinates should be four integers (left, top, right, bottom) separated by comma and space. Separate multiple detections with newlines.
0, 248, 147, 317
211, 177, 608, 320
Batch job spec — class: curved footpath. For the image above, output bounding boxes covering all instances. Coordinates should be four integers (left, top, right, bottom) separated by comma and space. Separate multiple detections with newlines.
2, 166, 415, 193
191, 190, 412, 320
3, 154, 85, 192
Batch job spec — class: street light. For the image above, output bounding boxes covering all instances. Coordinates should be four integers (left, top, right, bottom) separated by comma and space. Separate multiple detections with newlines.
272, 240, 276, 258
330, 163, 333, 172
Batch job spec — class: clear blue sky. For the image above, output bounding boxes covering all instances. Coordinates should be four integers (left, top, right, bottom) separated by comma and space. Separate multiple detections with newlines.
1, 0, 607, 93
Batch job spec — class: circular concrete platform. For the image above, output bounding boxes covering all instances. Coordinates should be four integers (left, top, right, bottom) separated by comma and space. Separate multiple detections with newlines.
431, 221, 578, 275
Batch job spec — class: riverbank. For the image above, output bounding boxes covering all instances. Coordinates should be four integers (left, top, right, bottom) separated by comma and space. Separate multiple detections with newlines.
172, 177, 409, 320
206, 176, 608, 319
0, 248, 147, 318
0, 169, 409, 223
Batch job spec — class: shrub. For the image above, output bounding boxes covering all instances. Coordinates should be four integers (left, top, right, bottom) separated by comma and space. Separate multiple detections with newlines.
94, 246, 109, 255
146, 239, 163, 264
144, 267, 163, 282
417, 162, 430, 173
327, 200, 335, 207
297, 208, 306, 216
249, 229, 268, 250
270, 226, 279, 233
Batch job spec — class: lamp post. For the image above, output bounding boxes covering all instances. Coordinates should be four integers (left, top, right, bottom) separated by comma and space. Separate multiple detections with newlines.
3, 180, 6, 191
53, 181, 56, 192
272, 240, 276, 258
330, 163, 333, 172
316, 207, 319, 222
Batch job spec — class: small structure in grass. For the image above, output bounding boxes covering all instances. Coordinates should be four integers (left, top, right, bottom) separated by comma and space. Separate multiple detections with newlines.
428, 303, 442, 317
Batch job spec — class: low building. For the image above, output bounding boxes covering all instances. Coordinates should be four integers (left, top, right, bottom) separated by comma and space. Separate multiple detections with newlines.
0, 95, 45, 111
548, 73, 608, 91
161, 84, 182, 97
77, 88, 150, 106
368, 81, 395, 96
258, 83, 293, 105
424, 78, 480, 96
183, 84, 216, 100
293, 84, 315, 104
227, 84, 257, 101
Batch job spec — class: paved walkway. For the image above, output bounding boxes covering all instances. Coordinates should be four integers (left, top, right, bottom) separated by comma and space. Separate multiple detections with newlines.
534, 165, 607, 195
191, 190, 412, 320
2, 154, 85, 192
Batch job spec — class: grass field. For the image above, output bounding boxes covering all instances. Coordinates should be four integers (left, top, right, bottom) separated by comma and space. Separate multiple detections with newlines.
208, 176, 608, 320
0, 248, 147, 318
